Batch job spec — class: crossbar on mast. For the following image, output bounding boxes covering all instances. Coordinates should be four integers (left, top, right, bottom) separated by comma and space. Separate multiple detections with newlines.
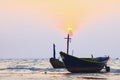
65, 34, 71, 54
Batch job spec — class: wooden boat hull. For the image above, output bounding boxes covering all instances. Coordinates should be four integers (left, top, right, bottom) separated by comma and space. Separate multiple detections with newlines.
49, 58, 65, 68
60, 52, 109, 73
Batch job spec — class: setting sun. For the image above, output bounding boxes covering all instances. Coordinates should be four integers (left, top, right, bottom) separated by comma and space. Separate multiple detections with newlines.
67, 25, 73, 36
67, 26, 73, 31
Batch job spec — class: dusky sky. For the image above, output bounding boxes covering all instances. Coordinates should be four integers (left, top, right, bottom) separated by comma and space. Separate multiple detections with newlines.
0, 0, 120, 58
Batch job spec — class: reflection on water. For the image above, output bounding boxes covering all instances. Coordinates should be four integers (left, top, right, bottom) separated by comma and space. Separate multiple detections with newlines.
0, 59, 120, 80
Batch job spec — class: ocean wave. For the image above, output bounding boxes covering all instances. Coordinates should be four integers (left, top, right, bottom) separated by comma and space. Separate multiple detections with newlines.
6, 65, 67, 72
110, 68, 120, 73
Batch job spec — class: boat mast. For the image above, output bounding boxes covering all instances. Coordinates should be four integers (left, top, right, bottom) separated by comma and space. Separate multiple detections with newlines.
53, 44, 56, 59
65, 34, 71, 54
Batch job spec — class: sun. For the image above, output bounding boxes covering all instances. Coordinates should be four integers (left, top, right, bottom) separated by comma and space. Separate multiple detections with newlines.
67, 25, 73, 36
67, 26, 73, 31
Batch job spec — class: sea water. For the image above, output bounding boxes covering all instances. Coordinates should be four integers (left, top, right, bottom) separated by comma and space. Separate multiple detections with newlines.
0, 58, 120, 80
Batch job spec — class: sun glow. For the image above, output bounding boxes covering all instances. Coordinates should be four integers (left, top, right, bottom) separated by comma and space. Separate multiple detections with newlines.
67, 25, 73, 36
1, 0, 119, 36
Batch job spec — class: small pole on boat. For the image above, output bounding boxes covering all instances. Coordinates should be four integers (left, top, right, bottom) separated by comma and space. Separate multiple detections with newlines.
53, 44, 56, 59
72, 50, 74, 55
91, 54, 93, 58
65, 34, 71, 54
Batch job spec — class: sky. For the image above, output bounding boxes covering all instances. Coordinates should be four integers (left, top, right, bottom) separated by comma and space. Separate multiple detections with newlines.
0, 0, 120, 58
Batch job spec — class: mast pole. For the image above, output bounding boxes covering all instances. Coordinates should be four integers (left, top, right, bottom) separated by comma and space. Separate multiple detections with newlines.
67, 34, 69, 54
53, 44, 56, 59
65, 34, 71, 54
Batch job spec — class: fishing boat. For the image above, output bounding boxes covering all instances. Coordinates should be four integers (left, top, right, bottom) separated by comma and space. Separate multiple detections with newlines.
49, 44, 65, 68
60, 51, 110, 73
60, 34, 110, 73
